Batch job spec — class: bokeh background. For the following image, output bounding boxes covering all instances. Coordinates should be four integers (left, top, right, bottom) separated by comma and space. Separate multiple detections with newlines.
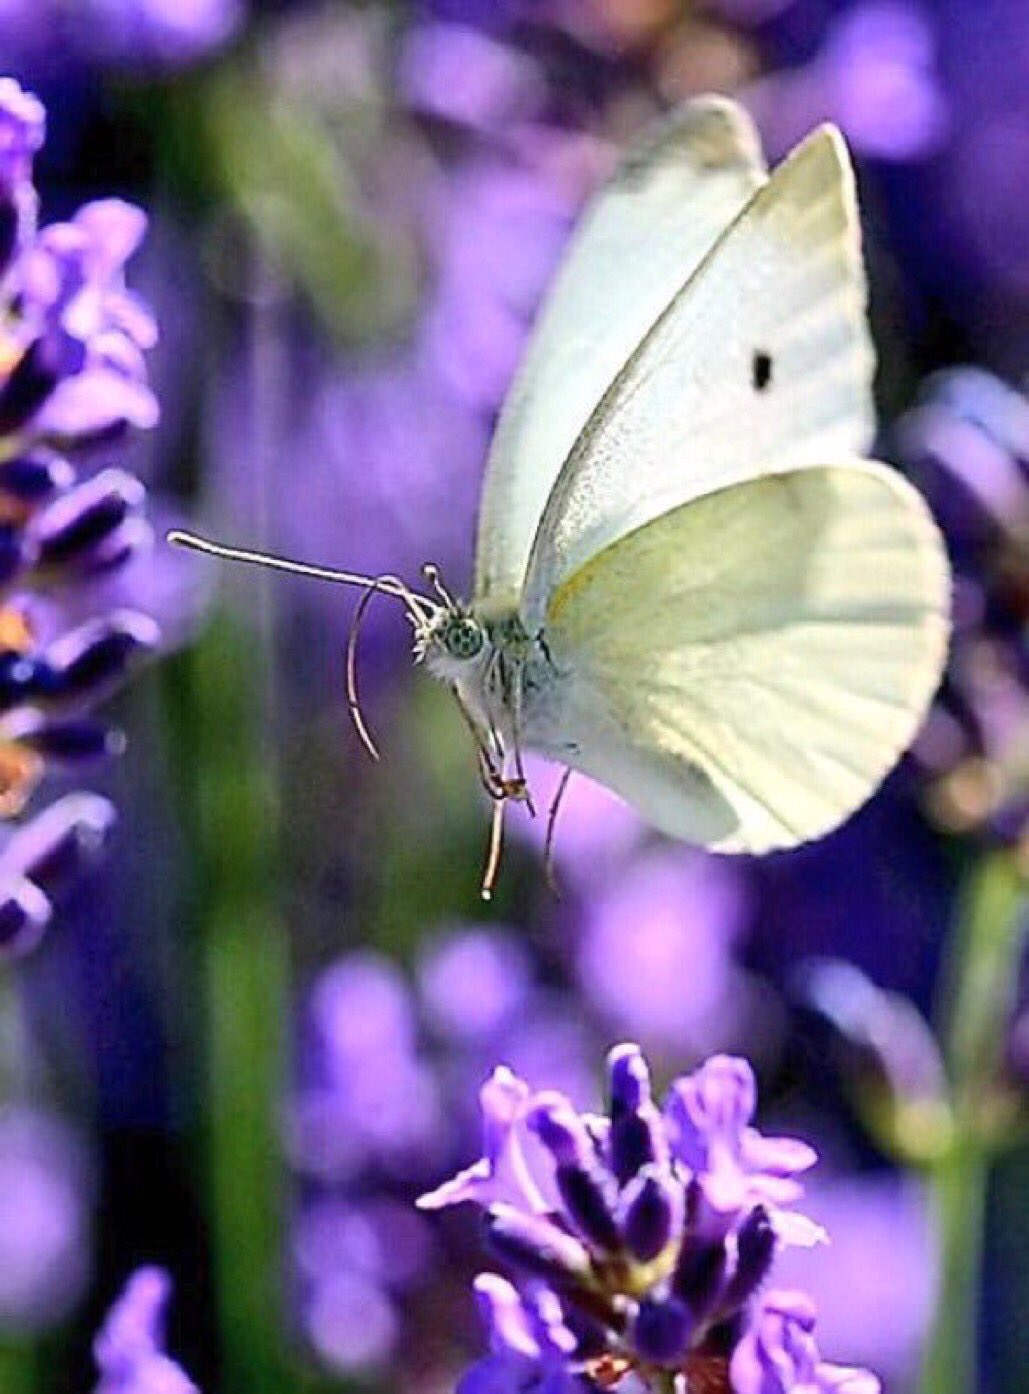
2, 1, 1028, 1392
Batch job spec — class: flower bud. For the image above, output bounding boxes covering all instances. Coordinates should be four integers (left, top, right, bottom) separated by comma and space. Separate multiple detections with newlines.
621, 1166, 684, 1263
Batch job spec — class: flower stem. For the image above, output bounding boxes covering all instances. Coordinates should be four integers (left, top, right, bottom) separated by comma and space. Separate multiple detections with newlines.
179, 611, 293, 1394
0, 1340, 36, 1394
919, 1140, 988, 1394
919, 851, 1027, 1394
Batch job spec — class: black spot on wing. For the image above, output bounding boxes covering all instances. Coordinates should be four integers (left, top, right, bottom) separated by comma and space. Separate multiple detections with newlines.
752, 350, 773, 392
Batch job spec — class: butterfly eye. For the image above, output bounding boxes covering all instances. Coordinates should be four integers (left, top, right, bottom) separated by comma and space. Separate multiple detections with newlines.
444, 617, 484, 660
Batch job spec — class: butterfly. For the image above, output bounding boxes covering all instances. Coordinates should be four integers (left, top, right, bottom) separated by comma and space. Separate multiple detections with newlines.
172, 97, 950, 896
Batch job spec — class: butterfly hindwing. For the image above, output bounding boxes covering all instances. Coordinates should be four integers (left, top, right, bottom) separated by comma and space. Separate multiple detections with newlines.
537, 462, 949, 853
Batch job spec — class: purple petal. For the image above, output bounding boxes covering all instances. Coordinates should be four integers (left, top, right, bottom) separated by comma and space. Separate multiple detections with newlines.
72, 200, 148, 282
418, 1067, 551, 1214
0, 792, 115, 889
33, 368, 159, 439
94, 1267, 173, 1378
0, 875, 50, 958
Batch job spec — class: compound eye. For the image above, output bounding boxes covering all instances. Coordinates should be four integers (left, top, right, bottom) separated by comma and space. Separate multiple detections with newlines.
445, 618, 484, 660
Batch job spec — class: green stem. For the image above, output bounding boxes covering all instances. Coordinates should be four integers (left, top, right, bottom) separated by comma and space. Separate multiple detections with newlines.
193, 616, 292, 1394
919, 852, 1027, 1394
0, 967, 38, 1394
0, 1340, 36, 1394
943, 854, 1027, 1101
920, 1141, 988, 1394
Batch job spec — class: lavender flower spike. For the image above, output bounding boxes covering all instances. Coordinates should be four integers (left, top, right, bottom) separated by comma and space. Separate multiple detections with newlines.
0, 77, 170, 956
0, 80, 158, 456
94, 1267, 199, 1394
421, 1044, 880, 1394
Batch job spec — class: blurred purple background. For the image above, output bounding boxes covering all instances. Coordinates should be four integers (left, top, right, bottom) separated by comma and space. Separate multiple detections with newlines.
0, 2, 1025, 1393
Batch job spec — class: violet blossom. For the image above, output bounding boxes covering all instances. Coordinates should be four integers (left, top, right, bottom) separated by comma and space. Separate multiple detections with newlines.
0, 77, 166, 956
94, 1267, 198, 1394
895, 368, 1029, 852
0, 1103, 90, 1331
0, 0, 242, 75
744, 2, 947, 163
420, 1044, 880, 1394
287, 910, 723, 1375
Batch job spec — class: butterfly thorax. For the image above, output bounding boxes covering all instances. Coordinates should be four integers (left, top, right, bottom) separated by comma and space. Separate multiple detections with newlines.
415, 599, 558, 752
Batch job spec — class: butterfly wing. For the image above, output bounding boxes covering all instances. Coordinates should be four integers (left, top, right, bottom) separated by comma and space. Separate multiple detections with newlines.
472, 98, 767, 611
535, 463, 949, 853
521, 124, 876, 630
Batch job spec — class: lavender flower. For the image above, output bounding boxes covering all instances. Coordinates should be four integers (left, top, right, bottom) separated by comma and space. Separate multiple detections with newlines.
730, 1293, 880, 1394
574, 849, 751, 1055
894, 368, 1029, 854
420, 1045, 879, 1394
94, 1267, 198, 1394
744, 3, 948, 163
0, 78, 165, 955
0, 1104, 90, 1331
287, 850, 765, 1380
0, 792, 115, 957
0, 0, 243, 75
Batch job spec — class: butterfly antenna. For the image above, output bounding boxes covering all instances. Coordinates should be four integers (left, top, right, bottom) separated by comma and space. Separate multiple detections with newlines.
543, 767, 573, 899
168, 529, 434, 621
421, 562, 458, 610
345, 581, 389, 762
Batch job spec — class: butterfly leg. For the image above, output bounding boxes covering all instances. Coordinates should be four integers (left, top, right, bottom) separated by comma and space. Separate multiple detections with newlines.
508, 664, 537, 818
480, 794, 506, 902
543, 766, 573, 898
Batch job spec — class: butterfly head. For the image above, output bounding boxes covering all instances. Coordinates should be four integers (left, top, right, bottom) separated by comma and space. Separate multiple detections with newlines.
414, 596, 489, 683
411, 562, 490, 680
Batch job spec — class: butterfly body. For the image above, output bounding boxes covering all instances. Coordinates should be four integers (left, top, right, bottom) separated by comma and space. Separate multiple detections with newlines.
418, 600, 568, 759
419, 586, 732, 845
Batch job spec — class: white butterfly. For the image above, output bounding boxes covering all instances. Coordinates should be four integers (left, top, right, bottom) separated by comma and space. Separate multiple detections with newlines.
174, 97, 950, 893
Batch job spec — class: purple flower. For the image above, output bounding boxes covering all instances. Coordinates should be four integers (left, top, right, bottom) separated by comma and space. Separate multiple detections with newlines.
94, 1267, 198, 1394
0, 0, 242, 74
6, 199, 158, 447
664, 1054, 822, 1245
745, 3, 947, 164
0, 76, 42, 265
419, 1044, 874, 1393
418, 1065, 557, 1217
289, 951, 446, 1184
730, 1292, 880, 1394
0, 82, 157, 459
574, 848, 750, 1053
893, 369, 1029, 850
0, 80, 173, 956
0, 1104, 90, 1330
0, 792, 115, 956
418, 925, 535, 1044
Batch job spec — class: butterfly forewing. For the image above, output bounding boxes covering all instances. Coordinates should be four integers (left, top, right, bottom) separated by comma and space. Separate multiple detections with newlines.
521, 126, 876, 630
472, 98, 767, 612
